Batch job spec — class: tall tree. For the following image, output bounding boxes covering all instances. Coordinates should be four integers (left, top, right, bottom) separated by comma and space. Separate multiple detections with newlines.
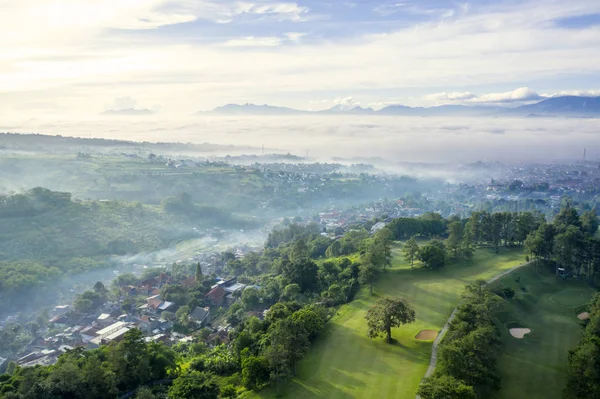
581, 211, 599, 236
373, 228, 394, 269
195, 262, 203, 284
359, 260, 379, 295
446, 221, 463, 258
403, 237, 419, 268
461, 224, 475, 260
365, 297, 416, 342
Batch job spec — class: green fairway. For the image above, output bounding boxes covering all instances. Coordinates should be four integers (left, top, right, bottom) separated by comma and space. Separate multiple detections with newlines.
488, 264, 597, 399
248, 245, 526, 399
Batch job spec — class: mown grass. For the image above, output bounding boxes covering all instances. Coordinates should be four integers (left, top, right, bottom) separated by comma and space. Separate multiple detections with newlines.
247, 244, 526, 399
488, 264, 597, 399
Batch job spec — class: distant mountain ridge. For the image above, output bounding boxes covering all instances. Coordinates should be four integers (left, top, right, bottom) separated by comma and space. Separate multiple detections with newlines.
201, 96, 600, 117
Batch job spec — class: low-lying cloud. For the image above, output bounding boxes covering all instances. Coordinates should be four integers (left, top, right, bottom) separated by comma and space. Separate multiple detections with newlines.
3, 115, 600, 164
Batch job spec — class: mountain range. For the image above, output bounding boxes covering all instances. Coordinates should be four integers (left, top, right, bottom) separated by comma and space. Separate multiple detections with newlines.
202, 96, 600, 117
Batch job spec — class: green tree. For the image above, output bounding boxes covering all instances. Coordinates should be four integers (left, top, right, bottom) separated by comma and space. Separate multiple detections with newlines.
291, 307, 326, 340
135, 387, 156, 399
325, 240, 342, 257
461, 225, 474, 260
241, 287, 260, 310
418, 242, 446, 269
417, 375, 477, 399
265, 341, 290, 395
373, 228, 394, 269
403, 237, 419, 268
168, 371, 219, 399
359, 260, 379, 295
365, 297, 416, 342
281, 258, 318, 292
446, 221, 463, 258
241, 356, 270, 391
195, 263, 203, 284
269, 317, 309, 375
176, 305, 191, 324
581, 210, 599, 236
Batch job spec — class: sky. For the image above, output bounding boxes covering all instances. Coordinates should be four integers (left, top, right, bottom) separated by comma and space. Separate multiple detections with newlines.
1, 0, 600, 116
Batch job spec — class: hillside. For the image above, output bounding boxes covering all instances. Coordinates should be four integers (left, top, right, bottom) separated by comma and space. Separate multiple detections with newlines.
0, 188, 247, 314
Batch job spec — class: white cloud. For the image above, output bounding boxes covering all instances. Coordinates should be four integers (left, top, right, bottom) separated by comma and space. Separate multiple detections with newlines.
2, 0, 600, 115
373, 3, 406, 17
110, 96, 138, 110
543, 89, 600, 97
232, 2, 308, 20
472, 87, 541, 103
285, 32, 307, 43
425, 92, 477, 101
424, 87, 542, 105
223, 36, 283, 47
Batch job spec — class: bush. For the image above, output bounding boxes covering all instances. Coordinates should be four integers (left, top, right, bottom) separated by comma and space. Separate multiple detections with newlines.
496, 287, 515, 299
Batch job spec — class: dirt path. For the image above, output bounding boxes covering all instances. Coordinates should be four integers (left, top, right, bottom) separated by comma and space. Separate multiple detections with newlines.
417, 260, 532, 397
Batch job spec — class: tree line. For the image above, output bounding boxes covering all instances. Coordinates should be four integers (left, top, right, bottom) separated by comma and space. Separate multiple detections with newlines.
525, 206, 600, 279
418, 282, 504, 399
564, 293, 600, 399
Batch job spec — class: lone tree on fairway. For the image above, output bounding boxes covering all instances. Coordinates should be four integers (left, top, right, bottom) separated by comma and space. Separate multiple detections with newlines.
403, 237, 419, 268
365, 297, 416, 342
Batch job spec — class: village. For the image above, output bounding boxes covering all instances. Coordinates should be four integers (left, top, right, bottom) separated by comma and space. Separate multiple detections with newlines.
8, 264, 265, 370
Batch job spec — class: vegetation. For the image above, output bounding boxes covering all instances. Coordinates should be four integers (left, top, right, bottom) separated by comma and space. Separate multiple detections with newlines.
485, 265, 596, 399
565, 293, 600, 399
422, 282, 504, 398
365, 297, 416, 342
249, 245, 526, 398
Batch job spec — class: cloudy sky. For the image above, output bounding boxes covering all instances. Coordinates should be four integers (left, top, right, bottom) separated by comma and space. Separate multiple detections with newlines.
1, 0, 600, 116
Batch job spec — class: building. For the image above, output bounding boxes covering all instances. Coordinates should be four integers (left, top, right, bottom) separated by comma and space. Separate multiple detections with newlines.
206, 286, 227, 307
189, 307, 211, 327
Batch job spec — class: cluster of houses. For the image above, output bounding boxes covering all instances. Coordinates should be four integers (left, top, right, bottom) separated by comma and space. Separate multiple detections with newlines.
10, 272, 260, 369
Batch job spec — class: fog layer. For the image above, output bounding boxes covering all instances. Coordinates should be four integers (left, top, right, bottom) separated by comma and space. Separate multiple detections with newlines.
1, 115, 598, 163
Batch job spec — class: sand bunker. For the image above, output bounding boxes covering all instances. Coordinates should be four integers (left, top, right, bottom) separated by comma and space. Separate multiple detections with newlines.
509, 328, 531, 339
578, 312, 590, 321
415, 330, 438, 341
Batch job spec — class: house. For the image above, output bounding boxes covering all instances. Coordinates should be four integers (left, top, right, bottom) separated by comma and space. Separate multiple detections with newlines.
139, 316, 161, 334
80, 326, 101, 343
206, 286, 227, 307
223, 282, 246, 295
189, 307, 211, 327
370, 221, 387, 234
96, 313, 114, 327
158, 301, 175, 312
181, 276, 197, 289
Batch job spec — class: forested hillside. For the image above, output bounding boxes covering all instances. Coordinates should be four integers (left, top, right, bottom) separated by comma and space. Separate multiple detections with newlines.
0, 188, 252, 314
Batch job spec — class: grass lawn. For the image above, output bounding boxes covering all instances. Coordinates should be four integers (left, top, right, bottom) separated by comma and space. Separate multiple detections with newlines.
488, 263, 597, 399
247, 244, 526, 399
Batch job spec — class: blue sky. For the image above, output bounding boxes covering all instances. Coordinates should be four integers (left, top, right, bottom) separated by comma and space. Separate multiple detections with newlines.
1, 0, 600, 115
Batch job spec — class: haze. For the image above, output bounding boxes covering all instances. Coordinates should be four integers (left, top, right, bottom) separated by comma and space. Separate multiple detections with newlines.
2, 115, 599, 163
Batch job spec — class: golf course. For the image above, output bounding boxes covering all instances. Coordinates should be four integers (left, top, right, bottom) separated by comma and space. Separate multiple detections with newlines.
488, 264, 596, 399
248, 244, 528, 399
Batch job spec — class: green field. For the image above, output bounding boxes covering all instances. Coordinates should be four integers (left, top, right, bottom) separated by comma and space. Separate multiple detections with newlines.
488, 264, 597, 399
248, 245, 526, 399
